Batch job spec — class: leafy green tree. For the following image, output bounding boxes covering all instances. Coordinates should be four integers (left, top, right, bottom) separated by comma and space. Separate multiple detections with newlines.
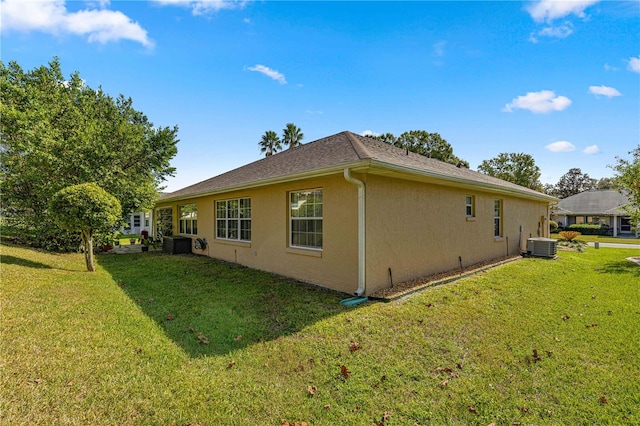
595, 177, 616, 190
554, 168, 595, 199
612, 146, 640, 231
0, 58, 178, 250
259, 130, 282, 156
282, 123, 304, 149
477, 152, 542, 190
367, 130, 468, 167
49, 183, 121, 271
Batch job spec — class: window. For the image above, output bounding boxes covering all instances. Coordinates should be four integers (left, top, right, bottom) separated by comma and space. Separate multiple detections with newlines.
494, 199, 502, 238
179, 204, 198, 235
465, 195, 475, 217
290, 189, 323, 250
133, 214, 141, 227
216, 198, 251, 241
144, 212, 150, 227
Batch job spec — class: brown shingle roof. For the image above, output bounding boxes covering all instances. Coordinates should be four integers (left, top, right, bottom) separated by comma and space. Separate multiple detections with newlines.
160, 131, 555, 202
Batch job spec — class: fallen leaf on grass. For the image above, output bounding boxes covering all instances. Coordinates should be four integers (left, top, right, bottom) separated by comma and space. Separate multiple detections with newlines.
533, 349, 542, 362
166, 314, 174, 321
188, 327, 195, 333
467, 405, 478, 414
307, 385, 317, 396
349, 341, 361, 352
340, 365, 351, 379
520, 406, 529, 413
280, 420, 308, 426
234, 335, 242, 341
439, 379, 449, 387
599, 396, 608, 404
562, 315, 570, 321
323, 404, 331, 409
227, 360, 236, 369
586, 323, 598, 328
197, 332, 209, 344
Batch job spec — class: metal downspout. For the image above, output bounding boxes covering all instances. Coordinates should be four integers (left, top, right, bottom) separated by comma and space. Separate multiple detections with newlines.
343, 168, 366, 296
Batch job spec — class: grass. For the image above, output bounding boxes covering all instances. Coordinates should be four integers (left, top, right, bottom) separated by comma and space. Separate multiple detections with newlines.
2, 243, 639, 425
551, 233, 640, 244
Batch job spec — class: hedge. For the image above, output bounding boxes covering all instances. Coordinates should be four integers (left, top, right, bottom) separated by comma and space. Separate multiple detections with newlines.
566, 223, 610, 235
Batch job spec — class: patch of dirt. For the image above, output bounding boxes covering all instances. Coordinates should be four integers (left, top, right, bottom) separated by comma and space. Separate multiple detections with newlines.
371, 255, 522, 300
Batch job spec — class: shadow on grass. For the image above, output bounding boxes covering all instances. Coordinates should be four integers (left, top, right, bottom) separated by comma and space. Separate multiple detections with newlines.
98, 252, 358, 358
2, 254, 55, 270
596, 260, 640, 277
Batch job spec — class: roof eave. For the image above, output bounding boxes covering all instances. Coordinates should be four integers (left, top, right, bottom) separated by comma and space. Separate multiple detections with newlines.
369, 160, 557, 203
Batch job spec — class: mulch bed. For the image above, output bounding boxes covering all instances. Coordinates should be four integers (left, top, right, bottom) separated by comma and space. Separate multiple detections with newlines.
371, 255, 522, 300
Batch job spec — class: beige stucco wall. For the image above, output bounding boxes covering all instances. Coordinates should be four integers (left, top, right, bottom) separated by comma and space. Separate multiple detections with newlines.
156, 171, 551, 296
155, 174, 360, 294
363, 174, 550, 294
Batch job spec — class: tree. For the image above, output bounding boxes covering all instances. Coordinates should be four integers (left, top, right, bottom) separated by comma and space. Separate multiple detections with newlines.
0, 58, 179, 251
477, 152, 542, 190
595, 177, 616, 190
282, 123, 304, 149
259, 130, 282, 156
612, 146, 640, 231
50, 183, 121, 271
368, 130, 469, 167
554, 168, 595, 199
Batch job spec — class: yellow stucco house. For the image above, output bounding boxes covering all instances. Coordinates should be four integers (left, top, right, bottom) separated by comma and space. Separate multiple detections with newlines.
154, 131, 555, 296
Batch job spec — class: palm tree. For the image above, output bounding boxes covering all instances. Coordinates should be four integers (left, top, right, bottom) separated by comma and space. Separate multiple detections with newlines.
259, 130, 282, 157
282, 123, 304, 149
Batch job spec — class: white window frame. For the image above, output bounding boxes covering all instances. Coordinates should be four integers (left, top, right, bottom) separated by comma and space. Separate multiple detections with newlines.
494, 199, 502, 238
179, 204, 198, 235
216, 197, 251, 242
465, 195, 475, 218
290, 189, 323, 250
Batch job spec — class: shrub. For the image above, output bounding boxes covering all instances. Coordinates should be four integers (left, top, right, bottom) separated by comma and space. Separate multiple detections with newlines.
559, 231, 581, 241
566, 223, 608, 235
549, 220, 559, 232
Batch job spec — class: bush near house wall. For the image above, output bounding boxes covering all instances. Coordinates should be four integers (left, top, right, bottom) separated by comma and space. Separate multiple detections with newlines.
566, 223, 609, 235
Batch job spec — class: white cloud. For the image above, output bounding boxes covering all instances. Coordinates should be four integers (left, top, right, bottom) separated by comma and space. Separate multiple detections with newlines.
588, 85, 622, 98
0, 0, 152, 47
361, 130, 380, 137
536, 22, 574, 39
604, 63, 619, 72
306, 110, 323, 115
152, 0, 246, 15
546, 141, 576, 152
432, 41, 446, 57
583, 145, 600, 154
502, 90, 572, 114
527, 0, 599, 23
628, 56, 640, 73
247, 65, 287, 85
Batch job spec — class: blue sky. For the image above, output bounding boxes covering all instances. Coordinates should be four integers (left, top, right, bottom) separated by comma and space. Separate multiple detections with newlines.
2, 0, 639, 192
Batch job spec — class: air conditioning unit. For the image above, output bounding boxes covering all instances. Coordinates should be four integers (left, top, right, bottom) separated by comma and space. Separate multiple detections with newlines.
525, 238, 558, 258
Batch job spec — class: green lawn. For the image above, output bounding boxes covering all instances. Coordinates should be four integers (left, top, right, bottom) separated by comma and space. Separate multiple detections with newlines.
551, 233, 640, 244
2, 244, 639, 425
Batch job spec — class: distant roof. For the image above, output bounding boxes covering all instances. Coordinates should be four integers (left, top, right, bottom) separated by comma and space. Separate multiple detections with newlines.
160, 131, 555, 203
554, 190, 629, 215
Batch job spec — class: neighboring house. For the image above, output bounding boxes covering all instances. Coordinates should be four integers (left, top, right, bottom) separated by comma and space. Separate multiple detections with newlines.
154, 131, 555, 296
551, 190, 636, 237
121, 211, 153, 236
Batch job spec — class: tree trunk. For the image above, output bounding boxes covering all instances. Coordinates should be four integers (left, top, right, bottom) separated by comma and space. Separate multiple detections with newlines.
81, 229, 95, 272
